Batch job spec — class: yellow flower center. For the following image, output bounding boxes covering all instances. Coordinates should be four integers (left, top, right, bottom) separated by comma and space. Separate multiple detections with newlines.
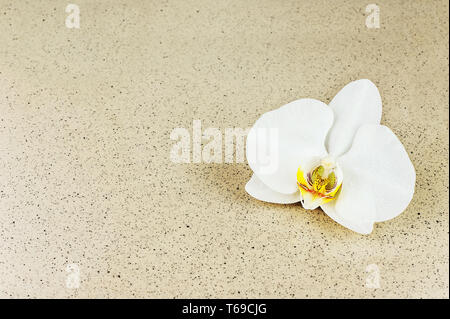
297, 158, 342, 210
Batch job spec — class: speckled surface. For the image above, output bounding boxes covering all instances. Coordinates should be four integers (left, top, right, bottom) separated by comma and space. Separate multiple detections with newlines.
0, 0, 448, 298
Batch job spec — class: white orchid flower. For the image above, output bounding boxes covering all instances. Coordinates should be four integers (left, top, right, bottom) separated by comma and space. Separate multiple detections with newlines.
245, 79, 415, 234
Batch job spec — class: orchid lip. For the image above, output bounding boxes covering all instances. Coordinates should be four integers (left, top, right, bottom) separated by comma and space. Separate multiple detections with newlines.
297, 158, 343, 210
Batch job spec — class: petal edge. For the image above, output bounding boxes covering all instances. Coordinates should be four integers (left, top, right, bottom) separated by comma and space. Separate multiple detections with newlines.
245, 174, 301, 204
326, 79, 382, 157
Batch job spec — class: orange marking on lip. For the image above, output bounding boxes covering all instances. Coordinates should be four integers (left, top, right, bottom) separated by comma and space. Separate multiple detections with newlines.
297, 182, 335, 199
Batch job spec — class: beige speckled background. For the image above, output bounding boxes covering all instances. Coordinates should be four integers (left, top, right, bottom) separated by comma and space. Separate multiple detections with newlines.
0, 0, 448, 298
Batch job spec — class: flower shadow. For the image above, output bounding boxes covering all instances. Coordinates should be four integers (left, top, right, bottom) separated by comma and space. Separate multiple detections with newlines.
196, 163, 352, 235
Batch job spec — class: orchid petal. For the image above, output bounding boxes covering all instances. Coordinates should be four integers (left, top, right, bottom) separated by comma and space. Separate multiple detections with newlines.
246, 98, 334, 194
321, 201, 374, 234
245, 174, 301, 204
326, 79, 382, 157
334, 124, 415, 224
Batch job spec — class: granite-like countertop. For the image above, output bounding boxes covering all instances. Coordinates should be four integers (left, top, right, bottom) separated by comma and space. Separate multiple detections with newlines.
0, 0, 448, 298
